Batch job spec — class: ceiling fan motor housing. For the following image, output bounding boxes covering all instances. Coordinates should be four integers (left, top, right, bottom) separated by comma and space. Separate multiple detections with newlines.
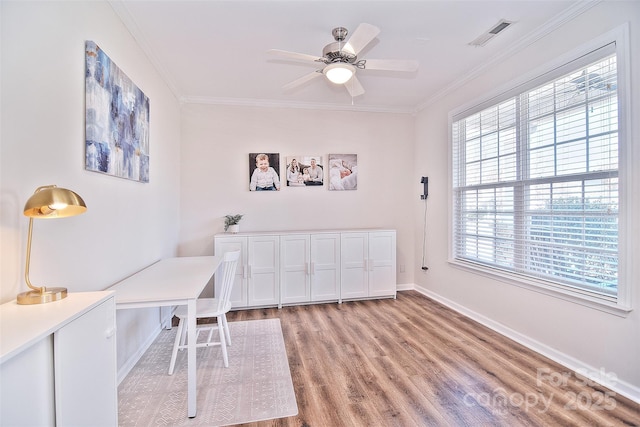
322, 43, 356, 63
323, 27, 357, 64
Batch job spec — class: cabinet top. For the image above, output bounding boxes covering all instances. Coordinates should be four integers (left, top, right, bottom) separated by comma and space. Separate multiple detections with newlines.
0, 291, 114, 365
214, 228, 396, 237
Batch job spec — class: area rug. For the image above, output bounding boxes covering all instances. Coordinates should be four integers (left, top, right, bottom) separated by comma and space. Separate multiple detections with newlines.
118, 318, 298, 426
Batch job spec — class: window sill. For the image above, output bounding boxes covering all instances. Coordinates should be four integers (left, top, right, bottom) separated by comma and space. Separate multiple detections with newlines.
448, 259, 633, 317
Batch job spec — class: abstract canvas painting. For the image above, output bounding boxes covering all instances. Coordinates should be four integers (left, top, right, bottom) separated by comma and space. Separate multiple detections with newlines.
85, 41, 150, 182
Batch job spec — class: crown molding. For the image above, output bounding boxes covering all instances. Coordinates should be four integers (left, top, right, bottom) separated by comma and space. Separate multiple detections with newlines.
108, 0, 182, 101
180, 95, 416, 114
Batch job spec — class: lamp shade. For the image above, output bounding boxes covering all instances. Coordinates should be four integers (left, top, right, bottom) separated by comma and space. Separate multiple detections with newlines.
324, 63, 355, 84
24, 186, 87, 218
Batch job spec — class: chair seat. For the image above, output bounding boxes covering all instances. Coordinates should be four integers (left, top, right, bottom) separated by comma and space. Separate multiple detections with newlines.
173, 298, 232, 319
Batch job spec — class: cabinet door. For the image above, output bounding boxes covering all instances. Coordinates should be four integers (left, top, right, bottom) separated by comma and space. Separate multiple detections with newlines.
281, 234, 311, 304
368, 231, 397, 298
340, 232, 369, 299
0, 337, 55, 426
311, 233, 340, 302
54, 297, 117, 426
215, 237, 248, 308
248, 235, 280, 307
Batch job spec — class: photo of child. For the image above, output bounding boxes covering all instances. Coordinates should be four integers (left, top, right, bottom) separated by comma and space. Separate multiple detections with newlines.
249, 153, 281, 191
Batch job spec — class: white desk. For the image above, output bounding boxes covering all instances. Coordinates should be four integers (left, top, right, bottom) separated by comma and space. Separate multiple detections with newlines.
109, 256, 222, 418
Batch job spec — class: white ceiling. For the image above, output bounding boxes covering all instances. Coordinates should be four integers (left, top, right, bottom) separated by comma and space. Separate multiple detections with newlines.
110, 0, 593, 113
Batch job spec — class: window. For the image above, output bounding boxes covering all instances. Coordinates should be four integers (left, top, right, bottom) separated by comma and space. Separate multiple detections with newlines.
451, 38, 630, 311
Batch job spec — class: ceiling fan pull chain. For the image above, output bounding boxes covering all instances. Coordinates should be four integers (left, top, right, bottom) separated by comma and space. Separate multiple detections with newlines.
350, 80, 354, 105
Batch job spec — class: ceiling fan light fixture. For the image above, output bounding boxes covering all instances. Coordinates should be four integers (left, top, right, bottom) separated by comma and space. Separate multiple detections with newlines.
324, 63, 355, 84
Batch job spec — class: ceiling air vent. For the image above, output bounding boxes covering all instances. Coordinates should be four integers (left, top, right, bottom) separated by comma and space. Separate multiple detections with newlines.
469, 19, 514, 47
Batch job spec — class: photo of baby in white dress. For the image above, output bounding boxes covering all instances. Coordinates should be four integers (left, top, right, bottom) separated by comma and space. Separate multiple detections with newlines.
328, 154, 357, 191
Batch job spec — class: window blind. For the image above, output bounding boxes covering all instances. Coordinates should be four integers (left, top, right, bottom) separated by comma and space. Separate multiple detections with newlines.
452, 49, 619, 300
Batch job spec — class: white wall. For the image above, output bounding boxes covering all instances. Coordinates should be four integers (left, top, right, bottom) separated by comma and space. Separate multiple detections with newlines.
178, 104, 416, 289
414, 1, 640, 400
0, 1, 182, 375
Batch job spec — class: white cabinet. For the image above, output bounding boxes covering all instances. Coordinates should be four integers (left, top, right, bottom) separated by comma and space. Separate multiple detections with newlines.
340, 232, 369, 299
368, 231, 397, 298
0, 292, 117, 427
280, 233, 340, 305
215, 234, 280, 308
0, 337, 54, 426
215, 229, 395, 308
311, 233, 342, 302
280, 234, 310, 305
54, 297, 117, 426
341, 231, 397, 300
248, 235, 280, 307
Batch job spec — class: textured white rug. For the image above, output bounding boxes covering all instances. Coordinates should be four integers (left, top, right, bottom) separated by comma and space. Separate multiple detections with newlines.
118, 318, 298, 426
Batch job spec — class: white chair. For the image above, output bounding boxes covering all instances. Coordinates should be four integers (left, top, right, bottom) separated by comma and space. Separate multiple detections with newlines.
168, 250, 240, 374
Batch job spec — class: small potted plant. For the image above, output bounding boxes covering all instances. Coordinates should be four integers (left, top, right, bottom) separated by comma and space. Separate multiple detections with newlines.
224, 214, 243, 233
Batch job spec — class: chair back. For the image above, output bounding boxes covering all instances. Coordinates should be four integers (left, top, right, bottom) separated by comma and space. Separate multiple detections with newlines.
216, 250, 240, 311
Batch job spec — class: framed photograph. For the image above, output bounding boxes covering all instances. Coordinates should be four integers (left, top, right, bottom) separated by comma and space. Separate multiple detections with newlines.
249, 153, 281, 191
85, 41, 150, 182
328, 154, 357, 190
285, 155, 323, 187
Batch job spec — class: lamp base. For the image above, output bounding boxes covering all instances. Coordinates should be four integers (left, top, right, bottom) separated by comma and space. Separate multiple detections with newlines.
17, 287, 68, 305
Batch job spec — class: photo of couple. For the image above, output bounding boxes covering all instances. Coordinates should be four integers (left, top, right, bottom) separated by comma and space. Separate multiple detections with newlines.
285, 156, 324, 187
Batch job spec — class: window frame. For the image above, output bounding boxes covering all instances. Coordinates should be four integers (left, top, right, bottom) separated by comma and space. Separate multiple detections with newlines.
447, 24, 632, 316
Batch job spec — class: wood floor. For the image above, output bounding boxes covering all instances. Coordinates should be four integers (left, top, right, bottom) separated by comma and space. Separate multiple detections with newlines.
225, 291, 640, 427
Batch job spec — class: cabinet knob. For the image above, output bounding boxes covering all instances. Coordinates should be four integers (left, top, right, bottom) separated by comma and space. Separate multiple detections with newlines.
105, 327, 116, 339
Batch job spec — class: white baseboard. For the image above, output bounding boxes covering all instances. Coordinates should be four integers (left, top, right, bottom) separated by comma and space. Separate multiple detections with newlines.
396, 283, 414, 291
117, 326, 162, 385
409, 285, 640, 404
117, 307, 176, 385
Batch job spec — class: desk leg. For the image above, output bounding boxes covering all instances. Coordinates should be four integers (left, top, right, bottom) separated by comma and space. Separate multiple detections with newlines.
187, 299, 197, 418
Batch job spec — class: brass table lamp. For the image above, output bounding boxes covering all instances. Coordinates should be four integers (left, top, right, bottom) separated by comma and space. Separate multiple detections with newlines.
17, 185, 87, 305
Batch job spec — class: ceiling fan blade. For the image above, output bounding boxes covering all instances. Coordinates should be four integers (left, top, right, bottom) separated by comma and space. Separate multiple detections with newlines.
267, 49, 322, 63
363, 59, 419, 72
282, 71, 323, 92
344, 23, 380, 55
344, 75, 365, 97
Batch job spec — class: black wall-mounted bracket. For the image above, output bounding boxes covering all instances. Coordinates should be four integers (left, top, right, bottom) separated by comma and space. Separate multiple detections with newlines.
420, 176, 428, 200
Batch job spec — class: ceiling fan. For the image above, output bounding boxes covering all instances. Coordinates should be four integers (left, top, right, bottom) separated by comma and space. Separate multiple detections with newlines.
267, 23, 418, 97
